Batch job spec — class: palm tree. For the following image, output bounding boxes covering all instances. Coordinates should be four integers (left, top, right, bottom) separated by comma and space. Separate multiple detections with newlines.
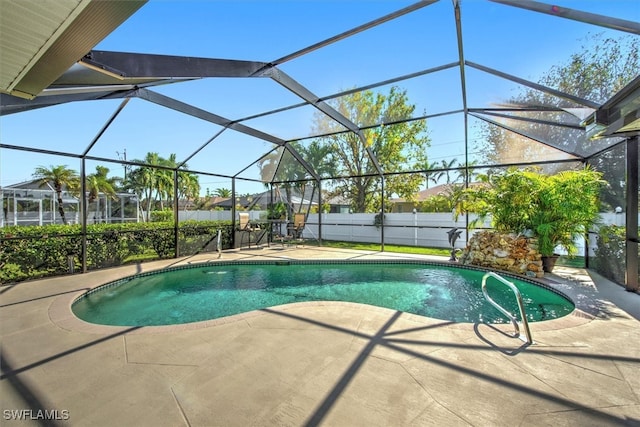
177, 170, 200, 210
305, 140, 337, 178
213, 188, 231, 198
440, 159, 459, 184
421, 160, 443, 189
156, 154, 176, 211
85, 165, 119, 221
125, 152, 201, 219
32, 165, 80, 225
298, 140, 336, 212
454, 160, 479, 185
126, 152, 161, 221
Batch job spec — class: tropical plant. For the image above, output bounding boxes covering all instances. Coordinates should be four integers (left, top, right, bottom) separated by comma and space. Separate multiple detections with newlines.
267, 201, 287, 219
32, 165, 80, 225
531, 168, 605, 256
417, 194, 451, 212
458, 166, 605, 257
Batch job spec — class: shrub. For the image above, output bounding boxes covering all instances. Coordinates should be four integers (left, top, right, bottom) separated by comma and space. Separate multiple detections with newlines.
150, 210, 173, 222
458, 167, 604, 257
0, 220, 233, 284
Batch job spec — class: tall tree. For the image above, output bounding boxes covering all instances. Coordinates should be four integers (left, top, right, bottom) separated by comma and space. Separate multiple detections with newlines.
311, 86, 430, 212
156, 153, 176, 211
126, 152, 160, 221
478, 34, 638, 177
32, 165, 80, 225
125, 152, 201, 218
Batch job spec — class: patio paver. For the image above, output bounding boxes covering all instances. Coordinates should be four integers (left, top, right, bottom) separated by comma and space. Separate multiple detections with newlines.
1, 247, 639, 426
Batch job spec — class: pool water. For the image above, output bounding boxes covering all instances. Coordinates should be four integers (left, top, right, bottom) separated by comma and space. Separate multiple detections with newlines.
72, 262, 574, 326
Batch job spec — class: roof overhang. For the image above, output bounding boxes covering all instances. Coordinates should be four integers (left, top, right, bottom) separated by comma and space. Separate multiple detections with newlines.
582, 75, 640, 140
0, 0, 147, 100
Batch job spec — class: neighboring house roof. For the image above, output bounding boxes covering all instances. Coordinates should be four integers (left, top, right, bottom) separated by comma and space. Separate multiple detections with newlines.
4, 179, 56, 191
390, 182, 485, 203
198, 196, 231, 209
323, 194, 350, 206
2, 179, 133, 201
209, 189, 319, 209
390, 184, 456, 203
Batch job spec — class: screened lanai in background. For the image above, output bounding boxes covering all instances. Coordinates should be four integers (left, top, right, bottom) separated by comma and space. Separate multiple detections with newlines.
0, 0, 638, 290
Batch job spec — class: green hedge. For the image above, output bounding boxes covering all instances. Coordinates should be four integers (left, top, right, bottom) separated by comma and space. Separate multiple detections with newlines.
0, 220, 233, 284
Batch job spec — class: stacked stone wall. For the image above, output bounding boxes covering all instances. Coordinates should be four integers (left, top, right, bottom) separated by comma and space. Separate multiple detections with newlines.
459, 231, 544, 278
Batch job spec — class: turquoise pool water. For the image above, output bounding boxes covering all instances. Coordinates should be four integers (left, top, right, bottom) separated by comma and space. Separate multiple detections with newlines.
72, 261, 574, 326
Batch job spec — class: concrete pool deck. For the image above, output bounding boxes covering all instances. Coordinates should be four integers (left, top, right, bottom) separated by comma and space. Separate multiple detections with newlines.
1, 246, 639, 426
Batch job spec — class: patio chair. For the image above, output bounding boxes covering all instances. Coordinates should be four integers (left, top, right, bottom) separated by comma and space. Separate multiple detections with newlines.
293, 213, 305, 237
238, 212, 260, 248
291, 213, 306, 242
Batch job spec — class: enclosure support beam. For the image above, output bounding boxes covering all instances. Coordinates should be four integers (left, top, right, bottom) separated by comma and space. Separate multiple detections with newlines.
626, 136, 639, 292
490, 0, 640, 35
318, 179, 323, 246
454, 0, 472, 243
466, 61, 599, 109
173, 170, 180, 259
81, 158, 88, 274
380, 176, 385, 252
270, 0, 438, 66
231, 179, 237, 249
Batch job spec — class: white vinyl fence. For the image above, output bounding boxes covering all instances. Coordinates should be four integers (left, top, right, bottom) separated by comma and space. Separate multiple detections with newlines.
304, 212, 483, 249
178, 210, 635, 253
178, 211, 482, 249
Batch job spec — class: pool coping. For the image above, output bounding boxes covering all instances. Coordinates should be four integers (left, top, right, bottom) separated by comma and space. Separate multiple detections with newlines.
49, 258, 595, 335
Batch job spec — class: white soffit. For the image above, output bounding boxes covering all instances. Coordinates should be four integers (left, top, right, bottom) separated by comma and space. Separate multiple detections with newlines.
0, 0, 146, 99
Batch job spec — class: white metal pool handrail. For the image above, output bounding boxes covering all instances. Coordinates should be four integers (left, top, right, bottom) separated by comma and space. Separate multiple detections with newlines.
216, 229, 222, 258
481, 272, 533, 344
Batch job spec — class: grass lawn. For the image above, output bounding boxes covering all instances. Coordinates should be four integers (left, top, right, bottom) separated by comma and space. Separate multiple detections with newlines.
308, 240, 587, 268
557, 256, 586, 268
308, 240, 451, 257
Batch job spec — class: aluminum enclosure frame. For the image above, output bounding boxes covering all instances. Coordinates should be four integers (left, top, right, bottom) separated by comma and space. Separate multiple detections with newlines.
0, 0, 638, 287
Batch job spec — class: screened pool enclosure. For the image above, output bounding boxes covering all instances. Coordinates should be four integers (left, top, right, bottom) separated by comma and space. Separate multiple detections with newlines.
0, 0, 638, 290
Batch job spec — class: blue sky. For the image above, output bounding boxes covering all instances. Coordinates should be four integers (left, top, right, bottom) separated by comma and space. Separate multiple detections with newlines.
1, 0, 638, 195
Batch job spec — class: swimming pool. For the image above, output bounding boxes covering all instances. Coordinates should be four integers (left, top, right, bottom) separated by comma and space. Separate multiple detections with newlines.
72, 260, 574, 326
